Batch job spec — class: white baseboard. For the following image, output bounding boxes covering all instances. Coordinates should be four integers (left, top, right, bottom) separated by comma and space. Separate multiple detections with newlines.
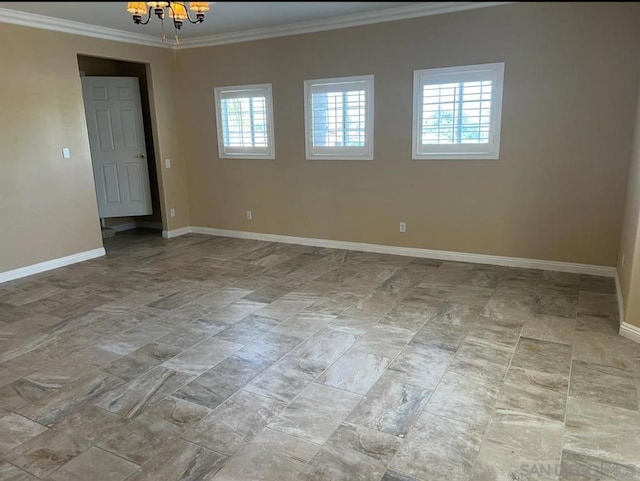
2, 226, 629, 341
619, 322, 640, 344
187, 226, 616, 277
0, 248, 106, 284
162, 227, 192, 239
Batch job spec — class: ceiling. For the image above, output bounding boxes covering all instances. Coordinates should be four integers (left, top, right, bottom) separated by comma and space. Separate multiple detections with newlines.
0, 2, 506, 47
0, 2, 421, 38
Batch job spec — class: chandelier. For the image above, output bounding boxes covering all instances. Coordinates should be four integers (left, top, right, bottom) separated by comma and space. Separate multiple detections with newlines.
126, 2, 210, 43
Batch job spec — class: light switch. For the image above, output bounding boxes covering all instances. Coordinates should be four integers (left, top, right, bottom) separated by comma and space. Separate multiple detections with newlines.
62, 148, 71, 159
165, 158, 171, 169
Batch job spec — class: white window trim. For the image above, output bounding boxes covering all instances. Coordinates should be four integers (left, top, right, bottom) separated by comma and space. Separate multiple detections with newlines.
412, 62, 505, 160
214, 83, 275, 160
304, 74, 374, 161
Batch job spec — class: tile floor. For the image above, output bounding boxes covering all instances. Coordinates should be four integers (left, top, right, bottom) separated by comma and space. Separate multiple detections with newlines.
0, 230, 639, 481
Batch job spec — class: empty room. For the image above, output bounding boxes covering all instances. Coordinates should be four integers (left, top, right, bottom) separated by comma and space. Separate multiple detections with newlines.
1, 2, 640, 481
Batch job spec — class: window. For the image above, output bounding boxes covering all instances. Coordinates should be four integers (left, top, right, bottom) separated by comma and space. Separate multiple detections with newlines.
304, 75, 374, 160
214, 83, 275, 159
412, 63, 504, 160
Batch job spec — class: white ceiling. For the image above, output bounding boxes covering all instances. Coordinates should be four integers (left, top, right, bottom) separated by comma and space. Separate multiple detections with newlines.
0, 2, 508, 47
0, 2, 423, 38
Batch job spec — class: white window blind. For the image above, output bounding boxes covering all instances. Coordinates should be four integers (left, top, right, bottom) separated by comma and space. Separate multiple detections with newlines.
412, 63, 504, 160
304, 75, 374, 160
214, 84, 275, 159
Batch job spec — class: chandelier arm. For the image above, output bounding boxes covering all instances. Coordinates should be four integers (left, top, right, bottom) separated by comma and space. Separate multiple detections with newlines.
168, 3, 178, 29
185, 11, 203, 24
139, 10, 152, 25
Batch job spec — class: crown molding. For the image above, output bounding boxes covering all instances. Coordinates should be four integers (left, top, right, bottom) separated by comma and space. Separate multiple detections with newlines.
0, 7, 172, 48
0, 3, 512, 51
176, 2, 513, 49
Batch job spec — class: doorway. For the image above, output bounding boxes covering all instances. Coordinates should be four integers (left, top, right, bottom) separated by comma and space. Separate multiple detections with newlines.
77, 55, 163, 239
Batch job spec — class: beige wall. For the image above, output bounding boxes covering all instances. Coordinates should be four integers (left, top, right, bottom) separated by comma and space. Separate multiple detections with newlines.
618, 85, 640, 328
2, 2, 640, 278
0, 23, 190, 273
178, 2, 640, 266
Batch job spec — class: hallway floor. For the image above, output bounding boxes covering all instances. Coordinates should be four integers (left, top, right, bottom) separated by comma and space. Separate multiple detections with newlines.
0, 230, 639, 481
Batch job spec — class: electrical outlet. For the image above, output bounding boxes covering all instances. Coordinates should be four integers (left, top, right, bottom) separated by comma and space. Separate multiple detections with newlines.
165, 158, 171, 169
246, 210, 253, 220
170, 208, 176, 218
62, 148, 70, 159
399, 222, 406, 233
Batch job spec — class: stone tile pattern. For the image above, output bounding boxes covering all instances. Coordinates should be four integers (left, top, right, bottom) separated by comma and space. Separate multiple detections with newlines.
0, 230, 638, 481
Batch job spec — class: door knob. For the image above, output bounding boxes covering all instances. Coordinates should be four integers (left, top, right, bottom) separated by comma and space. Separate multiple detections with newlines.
135, 153, 146, 159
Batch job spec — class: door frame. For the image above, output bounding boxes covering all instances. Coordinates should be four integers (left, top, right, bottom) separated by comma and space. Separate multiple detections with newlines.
78, 54, 167, 240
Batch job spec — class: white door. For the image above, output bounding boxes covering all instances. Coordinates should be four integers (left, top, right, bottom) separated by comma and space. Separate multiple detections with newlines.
81, 76, 152, 218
